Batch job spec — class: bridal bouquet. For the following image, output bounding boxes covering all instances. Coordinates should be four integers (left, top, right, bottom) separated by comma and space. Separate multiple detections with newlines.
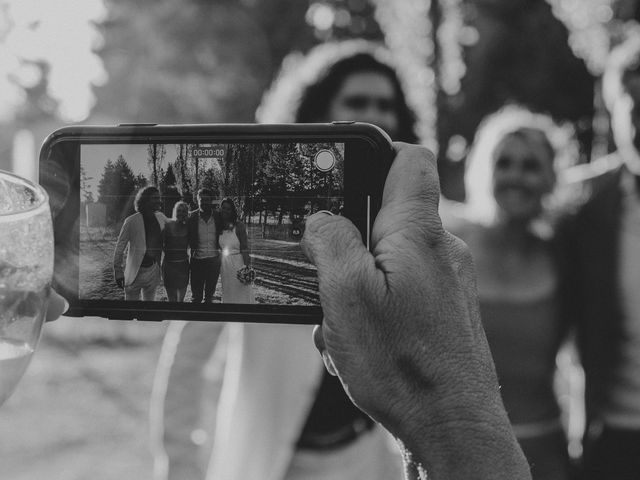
237, 265, 256, 285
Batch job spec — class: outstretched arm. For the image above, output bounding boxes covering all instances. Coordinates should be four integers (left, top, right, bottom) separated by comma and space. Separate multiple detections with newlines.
113, 218, 131, 287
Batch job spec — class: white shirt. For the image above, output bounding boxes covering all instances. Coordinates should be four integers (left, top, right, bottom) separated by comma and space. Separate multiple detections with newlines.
193, 215, 219, 259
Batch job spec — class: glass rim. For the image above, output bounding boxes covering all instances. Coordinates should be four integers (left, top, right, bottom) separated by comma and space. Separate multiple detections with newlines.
0, 169, 50, 221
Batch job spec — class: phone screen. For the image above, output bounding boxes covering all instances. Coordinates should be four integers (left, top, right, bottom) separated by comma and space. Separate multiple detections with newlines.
78, 141, 344, 306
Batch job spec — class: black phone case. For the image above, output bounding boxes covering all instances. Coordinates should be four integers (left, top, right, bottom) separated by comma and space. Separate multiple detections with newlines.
39, 122, 393, 324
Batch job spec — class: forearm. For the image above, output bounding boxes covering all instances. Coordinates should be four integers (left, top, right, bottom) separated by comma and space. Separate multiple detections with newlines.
237, 223, 251, 267
393, 391, 530, 480
113, 242, 126, 278
113, 224, 129, 277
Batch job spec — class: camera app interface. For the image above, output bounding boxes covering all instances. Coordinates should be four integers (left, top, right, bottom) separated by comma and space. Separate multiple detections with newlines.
79, 142, 344, 305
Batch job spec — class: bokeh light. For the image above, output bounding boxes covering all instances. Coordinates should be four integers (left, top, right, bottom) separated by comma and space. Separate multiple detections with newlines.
0, 0, 107, 121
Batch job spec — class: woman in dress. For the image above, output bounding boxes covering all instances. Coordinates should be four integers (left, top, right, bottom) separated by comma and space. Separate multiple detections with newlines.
441, 105, 576, 480
162, 201, 190, 302
218, 198, 253, 304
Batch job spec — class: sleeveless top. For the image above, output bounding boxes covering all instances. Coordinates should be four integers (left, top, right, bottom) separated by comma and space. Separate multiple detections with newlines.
219, 226, 241, 255
480, 293, 563, 426
163, 221, 189, 262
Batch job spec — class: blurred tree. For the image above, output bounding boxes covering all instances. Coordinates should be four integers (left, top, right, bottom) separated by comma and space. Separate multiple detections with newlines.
90, 0, 396, 125
454, 0, 594, 135
93, 0, 273, 122
92, 0, 320, 123
439, 0, 596, 199
14, 61, 59, 125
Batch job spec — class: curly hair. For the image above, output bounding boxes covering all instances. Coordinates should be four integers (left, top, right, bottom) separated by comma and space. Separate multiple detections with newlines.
256, 40, 417, 143
134, 186, 160, 213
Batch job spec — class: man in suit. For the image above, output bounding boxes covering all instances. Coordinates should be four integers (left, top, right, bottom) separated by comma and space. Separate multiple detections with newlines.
187, 188, 222, 303
113, 186, 168, 300
560, 33, 640, 479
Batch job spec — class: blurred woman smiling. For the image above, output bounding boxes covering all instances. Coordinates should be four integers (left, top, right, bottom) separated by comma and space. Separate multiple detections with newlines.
442, 106, 577, 480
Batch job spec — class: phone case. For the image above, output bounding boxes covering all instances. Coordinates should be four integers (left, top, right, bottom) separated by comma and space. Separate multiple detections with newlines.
39, 122, 393, 324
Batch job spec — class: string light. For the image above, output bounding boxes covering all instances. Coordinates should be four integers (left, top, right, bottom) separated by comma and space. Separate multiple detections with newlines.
546, 0, 615, 74
371, 0, 438, 151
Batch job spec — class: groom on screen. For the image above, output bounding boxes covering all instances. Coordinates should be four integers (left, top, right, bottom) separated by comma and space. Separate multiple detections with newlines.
187, 188, 222, 303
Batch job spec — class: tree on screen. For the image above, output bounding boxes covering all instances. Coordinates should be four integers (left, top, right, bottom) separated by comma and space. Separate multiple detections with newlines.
80, 164, 95, 204
147, 144, 166, 186
97, 155, 138, 224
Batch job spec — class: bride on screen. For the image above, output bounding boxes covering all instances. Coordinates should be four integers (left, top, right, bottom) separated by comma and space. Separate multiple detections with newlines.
219, 197, 254, 303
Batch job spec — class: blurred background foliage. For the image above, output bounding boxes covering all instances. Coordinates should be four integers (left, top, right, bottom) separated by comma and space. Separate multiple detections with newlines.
1, 0, 640, 199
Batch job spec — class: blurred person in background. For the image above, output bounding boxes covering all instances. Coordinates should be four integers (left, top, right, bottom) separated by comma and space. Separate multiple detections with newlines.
559, 32, 640, 480
162, 201, 190, 302
150, 39, 417, 480
440, 106, 577, 480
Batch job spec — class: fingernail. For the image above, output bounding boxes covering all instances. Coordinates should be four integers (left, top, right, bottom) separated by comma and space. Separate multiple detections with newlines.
321, 350, 338, 377
63, 298, 70, 314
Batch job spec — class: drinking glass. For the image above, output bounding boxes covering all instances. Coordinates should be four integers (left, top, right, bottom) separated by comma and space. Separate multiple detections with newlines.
0, 170, 53, 405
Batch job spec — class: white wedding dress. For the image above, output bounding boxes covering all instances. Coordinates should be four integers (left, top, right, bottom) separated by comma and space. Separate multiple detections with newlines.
219, 227, 254, 303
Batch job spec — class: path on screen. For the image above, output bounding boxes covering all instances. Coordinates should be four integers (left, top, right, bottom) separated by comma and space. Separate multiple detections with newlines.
80, 231, 319, 305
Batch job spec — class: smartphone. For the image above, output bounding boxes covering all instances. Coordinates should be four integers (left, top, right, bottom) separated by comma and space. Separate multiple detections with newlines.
39, 123, 393, 324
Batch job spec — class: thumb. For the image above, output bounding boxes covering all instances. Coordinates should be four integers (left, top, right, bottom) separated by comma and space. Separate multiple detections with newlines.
372, 143, 442, 249
301, 212, 378, 309
46, 289, 69, 322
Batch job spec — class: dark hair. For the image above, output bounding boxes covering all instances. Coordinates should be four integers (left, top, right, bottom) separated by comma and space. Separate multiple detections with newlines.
134, 186, 160, 213
295, 52, 417, 143
256, 41, 418, 143
220, 197, 238, 228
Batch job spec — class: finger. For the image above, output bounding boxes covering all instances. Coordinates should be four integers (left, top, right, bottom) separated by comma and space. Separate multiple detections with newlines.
301, 212, 373, 285
46, 289, 69, 322
383, 142, 440, 211
312, 325, 337, 377
372, 143, 443, 246
301, 212, 381, 320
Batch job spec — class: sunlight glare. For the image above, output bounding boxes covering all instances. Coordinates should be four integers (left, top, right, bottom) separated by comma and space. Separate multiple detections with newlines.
0, 0, 107, 121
